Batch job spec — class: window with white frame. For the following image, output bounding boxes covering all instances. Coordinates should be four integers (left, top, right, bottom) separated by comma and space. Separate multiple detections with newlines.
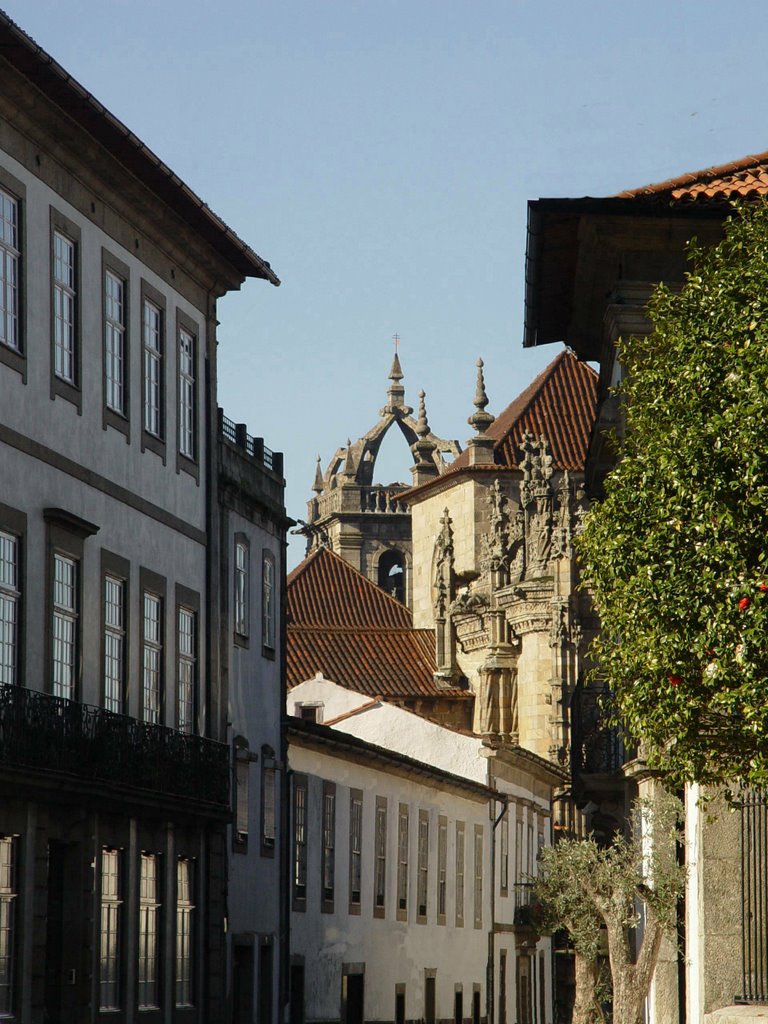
473, 826, 483, 929
99, 847, 122, 1011
104, 270, 126, 415
262, 551, 275, 651
321, 783, 336, 905
293, 777, 308, 902
138, 853, 161, 1011
142, 593, 162, 724
178, 328, 195, 459
175, 858, 195, 1008
455, 821, 465, 927
0, 531, 19, 686
0, 190, 19, 352
103, 575, 125, 713
53, 231, 76, 384
0, 836, 18, 1018
374, 797, 387, 915
52, 553, 77, 700
262, 762, 277, 853
397, 804, 409, 917
500, 810, 509, 892
437, 816, 447, 921
143, 299, 162, 437
349, 791, 362, 907
234, 742, 249, 845
177, 607, 196, 734
234, 539, 248, 637
417, 811, 429, 921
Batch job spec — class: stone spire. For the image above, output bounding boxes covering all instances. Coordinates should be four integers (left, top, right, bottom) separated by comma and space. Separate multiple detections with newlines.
343, 439, 357, 479
383, 350, 411, 414
466, 358, 496, 466
312, 455, 324, 494
410, 390, 440, 486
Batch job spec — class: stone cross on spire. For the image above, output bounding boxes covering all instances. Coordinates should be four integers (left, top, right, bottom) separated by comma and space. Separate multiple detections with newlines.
384, 338, 410, 414
467, 358, 496, 466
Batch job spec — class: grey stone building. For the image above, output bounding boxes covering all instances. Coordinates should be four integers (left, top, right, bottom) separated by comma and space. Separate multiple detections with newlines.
0, 13, 281, 1023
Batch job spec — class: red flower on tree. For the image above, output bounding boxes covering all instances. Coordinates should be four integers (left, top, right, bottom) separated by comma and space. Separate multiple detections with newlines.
668, 674, 682, 687
739, 596, 751, 611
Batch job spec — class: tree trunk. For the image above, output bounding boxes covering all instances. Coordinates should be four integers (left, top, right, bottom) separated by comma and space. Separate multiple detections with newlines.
572, 953, 604, 1024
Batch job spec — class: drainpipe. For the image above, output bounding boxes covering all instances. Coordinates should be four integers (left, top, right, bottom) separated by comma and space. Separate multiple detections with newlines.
488, 757, 509, 1024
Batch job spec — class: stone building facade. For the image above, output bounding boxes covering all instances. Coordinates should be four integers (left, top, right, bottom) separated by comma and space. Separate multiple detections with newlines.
0, 14, 282, 1024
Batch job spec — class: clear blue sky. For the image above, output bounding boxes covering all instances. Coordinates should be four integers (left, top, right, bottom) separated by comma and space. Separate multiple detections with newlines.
7, 1, 768, 566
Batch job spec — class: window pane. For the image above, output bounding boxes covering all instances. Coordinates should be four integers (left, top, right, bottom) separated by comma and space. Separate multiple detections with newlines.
53, 232, 76, 384
175, 859, 195, 1007
99, 848, 122, 1011
0, 532, 19, 687
105, 271, 126, 414
0, 837, 17, 1016
143, 300, 162, 436
142, 593, 162, 724
177, 607, 195, 734
139, 853, 160, 1010
53, 554, 77, 700
103, 575, 124, 713
178, 329, 195, 458
0, 190, 19, 351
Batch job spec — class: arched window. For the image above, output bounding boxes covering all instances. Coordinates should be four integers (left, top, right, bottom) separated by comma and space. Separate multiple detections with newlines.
378, 550, 406, 603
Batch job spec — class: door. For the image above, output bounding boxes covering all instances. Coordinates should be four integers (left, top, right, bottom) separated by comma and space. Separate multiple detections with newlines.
289, 964, 305, 1024
258, 943, 274, 1024
342, 973, 364, 1024
44, 841, 80, 1024
233, 943, 254, 1023
425, 976, 436, 1024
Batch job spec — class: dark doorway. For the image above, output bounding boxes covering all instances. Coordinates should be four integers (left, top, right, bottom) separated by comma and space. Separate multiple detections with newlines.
499, 951, 507, 1024
233, 943, 254, 1023
425, 976, 436, 1024
454, 989, 463, 1024
378, 551, 406, 603
342, 973, 364, 1024
395, 989, 406, 1024
289, 963, 305, 1024
44, 841, 80, 1024
516, 957, 532, 1024
472, 989, 481, 1024
258, 943, 273, 1024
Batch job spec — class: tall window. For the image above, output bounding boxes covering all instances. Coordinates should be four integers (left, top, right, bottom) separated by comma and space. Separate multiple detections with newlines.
103, 575, 125, 713
0, 531, 19, 686
177, 606, 196, 734
0, 836, 17, 1017
104, 270, 126, 415
514, 817, 523, 906
52, 553, 77, 700
178, 328, 195, 459
293, 777, 308, 904
397, 805, 409, 919
349, 791, 363, 908
142, 593, 162, 724
455, 821, 465, 927
500, 810, 509, 893
374, 797, 387, 916
262, 552, 275, 652
473, 826, 484, 929
143, 299, 162, 437
234, 539, 248, 638
417, 811, 429, 921
138, 853, 161, 1011
262, 762, 277, 854
0, 190, 19, 352
53, 231, 76, 384
99, 847, 122, 1011
321, 783, 336, 907
175, 858, 195, 1008
235, 747, 250, 845
437, 816, 447, 922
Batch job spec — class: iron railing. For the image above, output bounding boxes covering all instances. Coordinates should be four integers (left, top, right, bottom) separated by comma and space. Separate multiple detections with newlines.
739, 788, 768, 1003
571, 681, 626, 777
219, 410, 281, 475
0, 683, 229, 808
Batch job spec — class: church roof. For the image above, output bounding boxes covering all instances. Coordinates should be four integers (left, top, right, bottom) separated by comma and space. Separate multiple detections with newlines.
402, 350, 597, 502
617, 150, 768, 203
287, 547, 467, 699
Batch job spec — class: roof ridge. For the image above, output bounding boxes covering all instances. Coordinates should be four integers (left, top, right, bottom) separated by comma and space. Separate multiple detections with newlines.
617, 150, 768, 199
286, 546, 324, 588
492, 350, 574, 449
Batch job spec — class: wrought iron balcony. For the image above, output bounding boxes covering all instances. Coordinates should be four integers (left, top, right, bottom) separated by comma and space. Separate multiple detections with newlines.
571, 681, 626, 777
0, 683, 229, 809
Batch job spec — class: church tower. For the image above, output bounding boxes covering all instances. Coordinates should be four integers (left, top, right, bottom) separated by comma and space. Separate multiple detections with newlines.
299, 354, 460, 608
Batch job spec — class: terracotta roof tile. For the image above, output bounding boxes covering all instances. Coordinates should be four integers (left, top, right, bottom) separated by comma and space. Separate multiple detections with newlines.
286, 626, 467, 698
402, 350, 597, 503
288, 547, 412, 629
287, 547, 468, 699
618, 151, 768, 203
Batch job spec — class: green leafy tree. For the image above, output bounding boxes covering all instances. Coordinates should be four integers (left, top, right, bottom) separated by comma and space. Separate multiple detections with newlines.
535, 794, 684, 1024
578, 203, 768, 786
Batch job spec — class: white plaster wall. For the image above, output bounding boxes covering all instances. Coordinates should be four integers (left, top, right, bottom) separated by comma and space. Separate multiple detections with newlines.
0, 150, 208, 528
289, 677, 375, 722
289, 743, 493, 1024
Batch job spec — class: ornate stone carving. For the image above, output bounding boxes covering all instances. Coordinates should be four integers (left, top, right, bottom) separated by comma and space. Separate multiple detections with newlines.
473, 645, 520, 741
433, 509, 458, 684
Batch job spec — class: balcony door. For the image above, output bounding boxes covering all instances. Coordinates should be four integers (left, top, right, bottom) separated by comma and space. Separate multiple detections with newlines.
44, 840, 81, 1024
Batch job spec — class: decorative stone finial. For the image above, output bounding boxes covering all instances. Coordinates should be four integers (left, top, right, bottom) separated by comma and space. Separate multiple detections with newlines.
343, 439, 357, 478
312, 455, 324, 494
416, 390, 430, 437
410, 389, 439, 486
466, 358, 496, 466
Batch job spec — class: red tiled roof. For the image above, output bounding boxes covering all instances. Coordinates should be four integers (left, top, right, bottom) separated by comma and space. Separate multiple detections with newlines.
403, 350, 597, 503
618, 151, 768, 203
287, 547, 468, 699
288, 547, 412, 629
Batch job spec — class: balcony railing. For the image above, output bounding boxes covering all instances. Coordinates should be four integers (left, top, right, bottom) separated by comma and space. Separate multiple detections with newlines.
571, 681, 626, 777
0, 683, 229, 809
219, 410, 283, 476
